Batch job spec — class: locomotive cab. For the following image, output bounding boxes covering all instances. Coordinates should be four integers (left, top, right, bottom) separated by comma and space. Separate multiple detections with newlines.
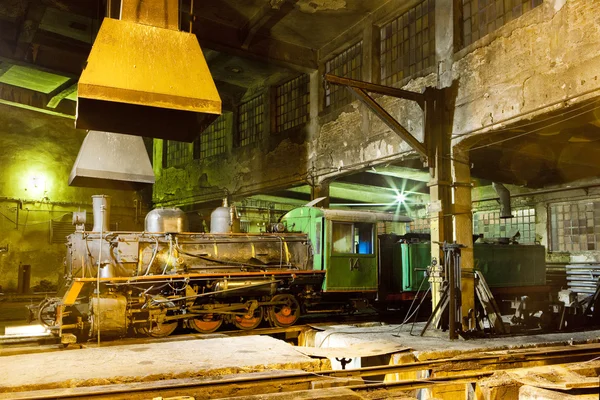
281, 207, 411, 296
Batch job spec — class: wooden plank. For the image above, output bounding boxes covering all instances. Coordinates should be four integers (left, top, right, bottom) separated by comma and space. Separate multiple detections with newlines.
474, 271, 506, 334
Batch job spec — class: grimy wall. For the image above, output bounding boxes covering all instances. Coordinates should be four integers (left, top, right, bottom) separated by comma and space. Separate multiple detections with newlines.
0, 105, 147, 293
154, 0, 600, 208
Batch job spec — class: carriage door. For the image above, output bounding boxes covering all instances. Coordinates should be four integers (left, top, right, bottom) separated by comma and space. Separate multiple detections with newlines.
327, 221, 377, 291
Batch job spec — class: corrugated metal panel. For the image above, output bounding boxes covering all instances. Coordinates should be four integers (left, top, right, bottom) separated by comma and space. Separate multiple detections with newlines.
51, 221, 120, 243
50, 221, 75, 244
566, 264, 600, 294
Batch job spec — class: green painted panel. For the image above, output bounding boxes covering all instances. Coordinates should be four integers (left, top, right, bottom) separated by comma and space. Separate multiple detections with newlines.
474, 244, 546, 287
324, 219, 377, 291
0, 65, 69, 94
401, 242, 546, 288
400, 243, 430, 291
281, 207, 325, 271
326, 254, 378, 290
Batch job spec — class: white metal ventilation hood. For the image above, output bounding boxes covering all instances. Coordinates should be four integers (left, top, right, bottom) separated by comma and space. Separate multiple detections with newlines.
75, 0, 221, 142
69, 131, 155, 189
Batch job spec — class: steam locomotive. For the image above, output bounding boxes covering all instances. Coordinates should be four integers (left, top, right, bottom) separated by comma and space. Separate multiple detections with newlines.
36, 195, 547, 343
36, 196, 415, 343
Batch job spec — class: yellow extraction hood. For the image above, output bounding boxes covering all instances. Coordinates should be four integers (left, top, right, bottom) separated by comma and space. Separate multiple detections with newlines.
75, 0, 221, 142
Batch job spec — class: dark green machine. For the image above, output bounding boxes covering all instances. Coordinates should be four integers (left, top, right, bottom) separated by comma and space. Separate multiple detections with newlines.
282, 207, 545, 302
379, 239, 546, 301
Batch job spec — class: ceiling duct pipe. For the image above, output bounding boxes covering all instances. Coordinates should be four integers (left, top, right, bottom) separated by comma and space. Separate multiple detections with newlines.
492, 182, 513, 219
69, 130, 155, 189
75, 0, 221, 141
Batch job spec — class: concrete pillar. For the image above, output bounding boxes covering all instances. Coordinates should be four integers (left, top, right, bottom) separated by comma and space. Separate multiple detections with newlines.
426, 88, 453, 309
452, 146, 475, 331
311, 181, 330, 208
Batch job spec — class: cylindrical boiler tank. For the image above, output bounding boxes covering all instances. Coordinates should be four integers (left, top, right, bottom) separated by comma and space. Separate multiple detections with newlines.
92, 195, 111, 232
145, 208, 189, 232
210, 206, 231, 233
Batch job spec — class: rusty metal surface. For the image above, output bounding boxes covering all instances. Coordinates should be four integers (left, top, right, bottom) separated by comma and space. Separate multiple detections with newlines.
120, 0, 179, 30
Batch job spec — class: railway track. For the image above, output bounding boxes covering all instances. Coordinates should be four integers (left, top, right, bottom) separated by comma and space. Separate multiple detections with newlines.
4, 341, 600, 399
0, 324, 311, 356
0, 312, 390, 356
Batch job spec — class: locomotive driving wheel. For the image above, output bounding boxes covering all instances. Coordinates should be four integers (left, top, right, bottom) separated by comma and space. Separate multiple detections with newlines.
37, 297, 59, 327
189, 313, 223, 334
268, 294, 300, 327
233, 304, 264, 330
138, 320, 178, 338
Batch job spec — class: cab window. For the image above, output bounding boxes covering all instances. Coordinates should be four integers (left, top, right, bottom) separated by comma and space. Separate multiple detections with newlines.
332, 222, 374, 254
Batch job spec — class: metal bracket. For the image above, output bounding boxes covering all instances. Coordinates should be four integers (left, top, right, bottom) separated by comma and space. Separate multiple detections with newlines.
323, 74, 428, 160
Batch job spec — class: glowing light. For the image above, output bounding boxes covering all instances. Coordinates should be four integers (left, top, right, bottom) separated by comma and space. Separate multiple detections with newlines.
396, 192, 406, 203
24, 171, 52, 200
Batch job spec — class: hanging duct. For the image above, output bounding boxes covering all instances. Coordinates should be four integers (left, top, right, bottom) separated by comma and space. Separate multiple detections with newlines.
69, 130, 155, 189
75, 0, 221, 141
492, 182, 513, 219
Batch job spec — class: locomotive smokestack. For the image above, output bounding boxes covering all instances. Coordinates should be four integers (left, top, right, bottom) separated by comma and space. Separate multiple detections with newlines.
92, 195, 111, 232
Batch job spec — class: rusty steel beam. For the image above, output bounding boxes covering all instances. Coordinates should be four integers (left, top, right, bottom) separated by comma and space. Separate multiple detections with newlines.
324, 73, 425, 107
347, 86, 428, 159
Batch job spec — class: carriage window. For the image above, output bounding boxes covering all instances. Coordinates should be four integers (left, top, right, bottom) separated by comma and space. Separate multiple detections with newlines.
355, 223, 373, 254
332, 222, 374, 254
332, 222, 353, 253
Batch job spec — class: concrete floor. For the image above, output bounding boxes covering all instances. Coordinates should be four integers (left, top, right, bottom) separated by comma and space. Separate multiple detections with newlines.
2, 321, 600, 395
309, 322, 600, 351
0, 335, 327, 393
302, 321, 600, 368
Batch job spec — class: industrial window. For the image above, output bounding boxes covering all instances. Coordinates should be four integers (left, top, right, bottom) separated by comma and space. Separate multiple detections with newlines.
324, 41, 362, 109
473, 208, 536, 244
461, 0, 543, 48
276, 74, 310, 132
380, 0, 436, 86
331, 221, 373, 254
193, 114, 227, 160
549, 201, 600, 252
238, 95, 264, 147
164, 140, 191, 167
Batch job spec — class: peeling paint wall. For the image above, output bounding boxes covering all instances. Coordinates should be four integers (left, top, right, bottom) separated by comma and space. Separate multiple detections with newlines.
153, 0, 600, 217
0, 106, 147, 292
454, 0, 600, 143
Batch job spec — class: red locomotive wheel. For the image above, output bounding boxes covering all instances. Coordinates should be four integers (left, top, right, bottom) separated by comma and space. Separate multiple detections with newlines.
233, 307, 264, 330
268, 294, 300, 327
189, 314, 223, 334
139, 321, 178, 338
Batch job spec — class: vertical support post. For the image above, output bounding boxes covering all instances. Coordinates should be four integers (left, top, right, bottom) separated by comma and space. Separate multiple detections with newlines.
452, 146, 475, 331
426, 88, 453, 310
17, 264, 31, 294
447, 246, 457, 339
